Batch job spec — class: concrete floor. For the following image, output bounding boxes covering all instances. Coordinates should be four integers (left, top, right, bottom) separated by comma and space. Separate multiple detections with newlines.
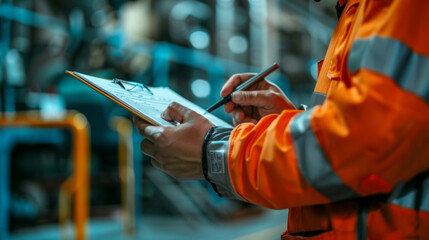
11, 209, 288, 240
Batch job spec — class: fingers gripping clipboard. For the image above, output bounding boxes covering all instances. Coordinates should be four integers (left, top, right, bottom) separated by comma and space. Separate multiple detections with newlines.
66, 71, 232, 127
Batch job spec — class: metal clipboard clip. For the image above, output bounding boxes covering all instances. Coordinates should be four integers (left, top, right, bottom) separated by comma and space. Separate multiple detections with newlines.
112, 78, 154, 95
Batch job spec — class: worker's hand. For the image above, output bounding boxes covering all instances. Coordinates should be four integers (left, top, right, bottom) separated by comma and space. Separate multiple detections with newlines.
133, 102, 214, 180
221, 73, 296, 125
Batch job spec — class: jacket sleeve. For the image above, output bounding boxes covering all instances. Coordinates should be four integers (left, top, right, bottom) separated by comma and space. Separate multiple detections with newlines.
222, 0, 429, 209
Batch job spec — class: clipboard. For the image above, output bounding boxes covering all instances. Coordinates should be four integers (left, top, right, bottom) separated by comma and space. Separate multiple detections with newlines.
66, 71, 232, 127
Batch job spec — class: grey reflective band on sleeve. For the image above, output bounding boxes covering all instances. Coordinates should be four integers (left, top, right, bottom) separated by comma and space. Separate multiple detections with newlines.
348, 36, 429, 104
203, 127, 243, 200
289, 108, 359, 201
309, 91, 327, 108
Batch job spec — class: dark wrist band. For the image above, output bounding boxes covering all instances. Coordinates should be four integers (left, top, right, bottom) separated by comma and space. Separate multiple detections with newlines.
202, 127, 216, 181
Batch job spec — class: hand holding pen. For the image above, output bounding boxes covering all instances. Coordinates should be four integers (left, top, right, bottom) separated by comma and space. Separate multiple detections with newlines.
205, 63, 280, 113
215, 63, 296, 125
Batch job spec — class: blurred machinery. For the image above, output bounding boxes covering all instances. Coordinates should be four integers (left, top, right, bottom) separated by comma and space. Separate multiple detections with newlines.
0, 0, 337, 239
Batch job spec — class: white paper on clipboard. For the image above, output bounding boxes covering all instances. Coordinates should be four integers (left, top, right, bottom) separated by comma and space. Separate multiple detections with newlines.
66, 71, 232, 127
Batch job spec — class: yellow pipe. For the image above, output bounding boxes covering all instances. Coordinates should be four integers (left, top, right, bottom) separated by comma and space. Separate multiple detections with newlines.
0, 111, 90, 240
59, 177, 74, 240
110, 117, 135, 237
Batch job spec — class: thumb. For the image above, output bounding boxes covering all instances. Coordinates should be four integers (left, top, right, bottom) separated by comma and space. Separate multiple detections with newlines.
161, 102, 195, 124
231, 91, 270, 107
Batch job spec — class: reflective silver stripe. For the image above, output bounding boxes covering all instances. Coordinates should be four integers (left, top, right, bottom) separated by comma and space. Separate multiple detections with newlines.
309, 91, 327, 107
348, 36, 429, 104
289, 108, 358, 201
388, 172, 429, 212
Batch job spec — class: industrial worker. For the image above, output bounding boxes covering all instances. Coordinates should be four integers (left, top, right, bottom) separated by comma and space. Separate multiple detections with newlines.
134, 0, 429, 238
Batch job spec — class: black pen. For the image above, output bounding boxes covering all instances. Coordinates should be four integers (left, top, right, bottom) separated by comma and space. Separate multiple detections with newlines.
204, 63, 279, 114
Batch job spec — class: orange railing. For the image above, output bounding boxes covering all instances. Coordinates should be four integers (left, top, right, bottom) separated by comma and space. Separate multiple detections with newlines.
0, 111, 90, 240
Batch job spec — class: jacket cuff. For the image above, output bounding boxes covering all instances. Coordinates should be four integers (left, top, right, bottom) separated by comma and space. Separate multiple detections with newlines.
202, 126, 243, 200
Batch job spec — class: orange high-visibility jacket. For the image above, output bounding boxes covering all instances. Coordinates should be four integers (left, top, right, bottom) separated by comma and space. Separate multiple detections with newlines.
202, 0, 429, 239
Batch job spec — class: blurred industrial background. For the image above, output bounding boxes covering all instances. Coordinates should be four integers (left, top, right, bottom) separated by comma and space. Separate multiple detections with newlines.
0, 0, 338, 239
